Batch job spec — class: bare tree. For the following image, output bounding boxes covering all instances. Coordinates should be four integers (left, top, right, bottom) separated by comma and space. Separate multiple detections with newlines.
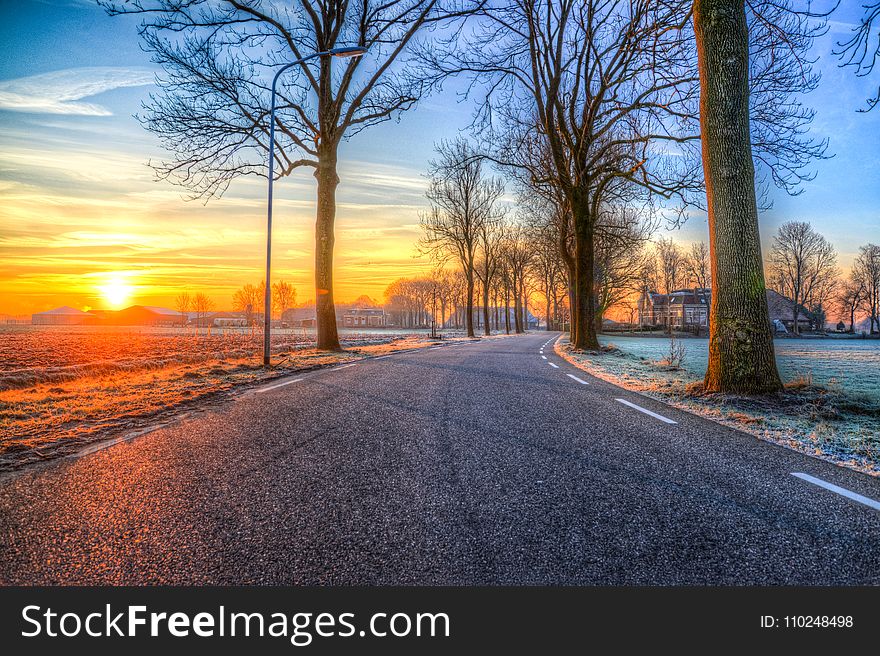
501, 224, 534, 334
193, 292, 216, 329
423, 0, 702, 349
655, 237, 687, 296
475, 215, 506, 336
686, 241, 711, 295
769, 221, 838, 335
232, 282, 264, 326
837, 275, 866, 333
384, 277, 437, 327
836, 1, 880, 111
852, 243, 880, 333
527, 217, 567, 332
594, 207, 654, 330
272, 280, 296, 319
174, 292, 192, 320
650, 237, 687, 334
431, 268, 455, 328
419, 139, 504, 338
102, 0, 479, 351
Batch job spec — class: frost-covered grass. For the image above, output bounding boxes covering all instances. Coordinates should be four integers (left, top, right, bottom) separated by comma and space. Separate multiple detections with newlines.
598, 334, 880, 402
557, 336, 880, 477
0, 326, 440, 470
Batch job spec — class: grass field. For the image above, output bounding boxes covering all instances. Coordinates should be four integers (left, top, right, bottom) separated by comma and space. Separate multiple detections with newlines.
599, 334, 880, 401
0, 325, 436, 470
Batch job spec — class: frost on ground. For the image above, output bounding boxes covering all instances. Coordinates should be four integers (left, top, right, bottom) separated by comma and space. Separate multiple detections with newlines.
0, 326, 447, 471
556, 337, 880, 477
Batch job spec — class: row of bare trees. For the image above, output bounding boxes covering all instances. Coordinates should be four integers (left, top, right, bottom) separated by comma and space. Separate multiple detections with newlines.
417, 140, 550, 336
174, 292, 216, 326
839, 244, 880, 334
111, 0, 877, 394
231, 280, 296, 325
174, 280, 296, 326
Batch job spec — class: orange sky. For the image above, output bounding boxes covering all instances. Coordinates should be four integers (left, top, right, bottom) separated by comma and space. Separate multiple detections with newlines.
0, 136, 436, 315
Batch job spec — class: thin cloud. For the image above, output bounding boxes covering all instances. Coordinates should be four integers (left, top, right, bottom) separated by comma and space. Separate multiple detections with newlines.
0, 67, 154, 116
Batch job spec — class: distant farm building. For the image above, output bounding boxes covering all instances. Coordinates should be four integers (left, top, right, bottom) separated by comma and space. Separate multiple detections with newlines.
282, 307, 317, 328
637, 289, 711, 330
211, 314, 248, 328
110, 305, 187, 327
31, 306, 93, 326
341, 306, 387, 328
636, 288, 820, 332
765, 290, 817, 332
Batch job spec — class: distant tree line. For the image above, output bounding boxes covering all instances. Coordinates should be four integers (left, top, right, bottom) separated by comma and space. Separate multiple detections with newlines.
173, 281, 296, 328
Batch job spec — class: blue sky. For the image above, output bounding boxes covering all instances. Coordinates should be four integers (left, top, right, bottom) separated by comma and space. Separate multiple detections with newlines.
0, 0, 877, 314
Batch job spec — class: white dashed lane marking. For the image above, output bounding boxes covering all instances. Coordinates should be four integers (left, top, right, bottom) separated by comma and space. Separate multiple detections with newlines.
256, 378, 303, 394
791, 473, 880, 511
615, 398, 677, 424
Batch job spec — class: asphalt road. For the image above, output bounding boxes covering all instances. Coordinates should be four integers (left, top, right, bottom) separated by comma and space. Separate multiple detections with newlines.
1, 332, 878, 584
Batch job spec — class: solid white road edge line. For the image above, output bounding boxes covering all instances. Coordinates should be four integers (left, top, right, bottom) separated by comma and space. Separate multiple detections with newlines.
566, 374, 588, 385
615, 398, 677, 424
256, 378, 304, 393
791, 472, 880, 511
549, 363, 559, 368
333, 363, 358, 370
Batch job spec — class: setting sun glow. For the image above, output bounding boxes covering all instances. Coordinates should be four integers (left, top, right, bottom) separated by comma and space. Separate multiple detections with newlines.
99, 275, 134, 309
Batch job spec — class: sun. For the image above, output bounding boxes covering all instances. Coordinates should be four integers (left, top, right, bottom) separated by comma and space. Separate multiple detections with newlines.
99, 275, 134, 309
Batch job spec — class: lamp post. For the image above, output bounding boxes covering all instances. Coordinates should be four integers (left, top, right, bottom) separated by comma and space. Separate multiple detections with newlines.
263, 46, 368, 366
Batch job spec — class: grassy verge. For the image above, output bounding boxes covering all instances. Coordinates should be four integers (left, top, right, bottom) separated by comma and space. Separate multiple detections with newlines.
555, 338, 880, 477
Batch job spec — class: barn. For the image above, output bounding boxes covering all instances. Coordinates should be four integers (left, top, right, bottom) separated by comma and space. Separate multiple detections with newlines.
111, 305, 187, 327
31, 306, 92, 326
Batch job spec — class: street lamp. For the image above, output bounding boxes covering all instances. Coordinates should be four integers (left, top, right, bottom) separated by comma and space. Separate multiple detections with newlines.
263, 46, 368, 366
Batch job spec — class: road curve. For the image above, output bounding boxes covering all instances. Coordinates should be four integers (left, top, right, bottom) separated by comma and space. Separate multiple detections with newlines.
1, 332, 878, 584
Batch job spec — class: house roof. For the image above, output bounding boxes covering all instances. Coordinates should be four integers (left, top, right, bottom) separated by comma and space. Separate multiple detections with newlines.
344, 307, 385, 315
765, 290, 813, 322
647, 289, 710, 306
33, 305, 90, 316
134, 305, 184, 316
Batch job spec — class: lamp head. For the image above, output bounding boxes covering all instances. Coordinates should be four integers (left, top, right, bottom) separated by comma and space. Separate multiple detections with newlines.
328, 46, 368, 58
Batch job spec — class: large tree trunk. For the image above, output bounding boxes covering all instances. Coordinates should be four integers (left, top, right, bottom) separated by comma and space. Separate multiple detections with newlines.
695, 0, 782, 393
570, 198, 599, 350
465, 268, 476, 337
314, 147, 342, 351
482, 273, 491, 336
513, 289, 523, 333
504, 286, 511, 334
559, 235, 577, 344
545, 284, 552, 331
